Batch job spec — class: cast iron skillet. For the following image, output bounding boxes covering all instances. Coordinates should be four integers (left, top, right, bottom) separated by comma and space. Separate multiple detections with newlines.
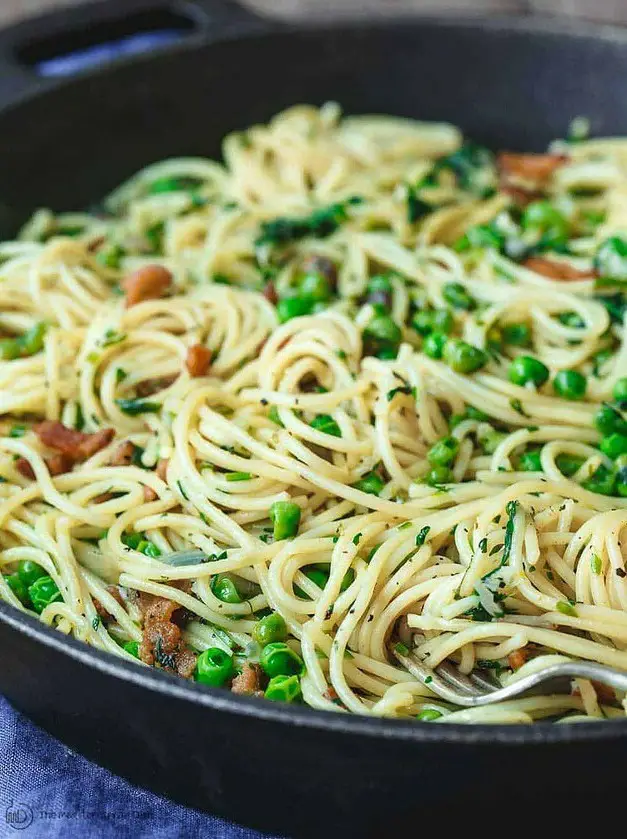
1, 2, 627, 836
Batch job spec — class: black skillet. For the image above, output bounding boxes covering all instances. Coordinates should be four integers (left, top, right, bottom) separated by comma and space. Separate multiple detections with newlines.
0, 2, 626, 836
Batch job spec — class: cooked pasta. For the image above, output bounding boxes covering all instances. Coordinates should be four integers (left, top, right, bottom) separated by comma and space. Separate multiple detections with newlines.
1, 103, 627, 723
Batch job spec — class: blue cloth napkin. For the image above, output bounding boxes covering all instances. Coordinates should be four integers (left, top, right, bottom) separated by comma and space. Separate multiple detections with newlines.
0, 695, 275, 839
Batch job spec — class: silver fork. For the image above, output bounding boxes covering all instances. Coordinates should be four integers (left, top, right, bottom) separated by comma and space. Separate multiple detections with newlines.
391, 643, 627, 708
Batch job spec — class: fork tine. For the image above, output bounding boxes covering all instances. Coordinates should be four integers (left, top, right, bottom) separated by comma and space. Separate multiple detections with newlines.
392, 646, 489, 707
435, 660, 485, 696
467, 669, 500, 692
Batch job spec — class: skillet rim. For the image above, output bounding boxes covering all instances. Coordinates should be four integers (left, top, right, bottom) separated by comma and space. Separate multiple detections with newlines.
3, 593, 627, 745
4, 11, 627, 113
2, 9, 627, 746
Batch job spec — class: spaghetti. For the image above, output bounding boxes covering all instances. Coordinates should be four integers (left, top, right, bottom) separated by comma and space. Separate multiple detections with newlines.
1, 103, 627, 723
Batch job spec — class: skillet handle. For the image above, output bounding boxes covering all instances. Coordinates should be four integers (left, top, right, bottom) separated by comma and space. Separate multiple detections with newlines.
0, 0, 271, 108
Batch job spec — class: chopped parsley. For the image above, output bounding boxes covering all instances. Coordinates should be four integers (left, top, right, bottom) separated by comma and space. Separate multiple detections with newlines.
510, 398, 530, 417
556, 601, 578, 617
226, 471, 252, 482
415, 526, 431, 547
386, 385, 416, 402
101, 329, 127, 348
115, 398, 160, 416
256, 197, 361, 249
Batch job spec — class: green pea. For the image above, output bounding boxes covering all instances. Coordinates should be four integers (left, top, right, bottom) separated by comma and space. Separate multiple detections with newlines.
0, 322, 47, 361
555, 453, 585, 477
600, 433, 627, 460
0, 338, 21, 360
17, 560, 47, 589
450, 408, 488, 429
412, 310, 434, 336
122, 640, 140, 658
502, 322, 531, 347
442, 282, 476, 311
416, 708, 443, 721
466, 406, 489, 422
444, 340, 487, 374
594, 236, 627, 282
615, 455, 627, 497
276, 296, 315, 323
423, 332, 448, 360
265, 674, 302, 703
352, 471, 385, 496
553, 370, 587, 400
252, 613, 288, 647
195, 647, 235, 687
367, 274, 393, 294
519, 450, 542, 472
302, 565, 353, 594
145, 222, 164, 254
557, 311, 584, 329
508, 355, 549, 387
298, 272, 332, 302
121, 533, 160, 557
427, 436, 459, 466
522, 201, 569, 249
270, 501, 301, 540
28, 575, 62, 614
96, 243, 125, 270
303, 567, 328, 591
121, 532, 142, 550
595, 404, 627, 437
413, 309, 454, 337
211, 575, 242, 604
479, 428, 506, 455
366, 274, 393, 311
613, 378, 627, 405
376, 348, 398, 360
432, 309, 454, 334
582, 464, 616, 496
260, 641, 303, 678
310, 414, 341, 437
467, 225, 503, 250
455, 224, 503, 252
137, 540, 161, 558
6, 573, 30, 606
294, 569, 324, 600
426, 465, 452, 486
362, 313, 402, 359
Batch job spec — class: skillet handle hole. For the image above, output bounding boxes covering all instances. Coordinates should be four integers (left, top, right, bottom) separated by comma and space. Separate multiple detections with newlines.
16, 5, 200, 78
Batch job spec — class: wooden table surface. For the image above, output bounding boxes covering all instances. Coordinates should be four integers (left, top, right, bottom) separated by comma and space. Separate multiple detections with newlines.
1, 0, 626, 26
